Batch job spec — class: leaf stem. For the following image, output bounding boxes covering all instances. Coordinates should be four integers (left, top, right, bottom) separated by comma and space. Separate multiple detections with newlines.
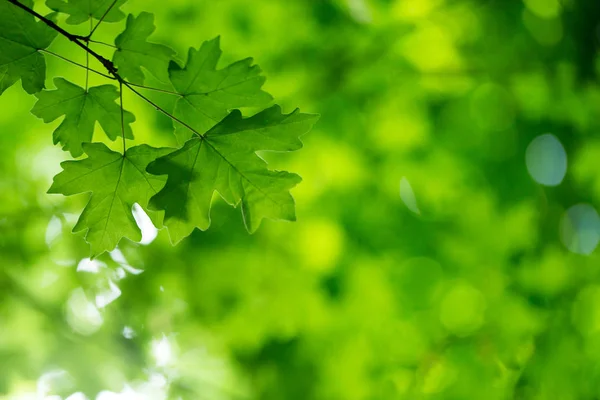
124, 81, 183, 96
7, 0, 191, 142
5, 0, 117, 75
89, 38, 117, 49
88, 0, 119, 39
39, 49, 115, 80
119, 81, 126, 153
122, 81, 203, 138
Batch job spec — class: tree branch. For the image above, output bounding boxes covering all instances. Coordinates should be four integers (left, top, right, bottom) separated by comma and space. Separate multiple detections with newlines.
7, 0, 190, 144
6, 0, 119, 76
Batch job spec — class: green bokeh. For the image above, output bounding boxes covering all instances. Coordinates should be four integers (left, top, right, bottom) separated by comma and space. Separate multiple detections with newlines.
2, 0, 600, 398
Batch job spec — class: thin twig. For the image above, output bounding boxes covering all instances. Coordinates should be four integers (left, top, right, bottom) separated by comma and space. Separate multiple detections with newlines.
6, 0, 117, 75
123, 81, 285, 206
125, 81, 183, 96
119, 81, 127, 153
89, 38, 117, 49
7, 0, 195, 146
40, 49, 115, 80
88, 0, 119, 39
123, 81, 203, 138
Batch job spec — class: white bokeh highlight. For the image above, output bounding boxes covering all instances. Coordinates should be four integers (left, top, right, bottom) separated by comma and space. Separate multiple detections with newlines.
560, 204, 600, 255
400, 177, 420, 214
132, 203, 158, 245
526, 133, 567, 186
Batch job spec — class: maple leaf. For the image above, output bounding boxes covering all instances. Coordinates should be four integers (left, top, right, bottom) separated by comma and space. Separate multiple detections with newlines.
147, 105, 318, 243
0, 0, 58, 95
170, 37, 272, 144
31, 78, 135, 157
49, 143, 172, 257
46, 0, 127, 25
113, 12, 176, 84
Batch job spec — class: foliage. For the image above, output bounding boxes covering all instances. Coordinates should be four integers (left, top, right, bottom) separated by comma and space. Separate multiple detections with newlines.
0, 0, 57, 95
2, 0, 600, 399
0, 0, 317, 257
31, 78, 135, 156
48, 143, 170, 257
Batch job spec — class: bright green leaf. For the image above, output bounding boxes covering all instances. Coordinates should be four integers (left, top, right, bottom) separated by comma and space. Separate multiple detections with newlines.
147, 105, 318, 243
170, 37, 272, 144
31, 78, 135, 157
46, 0, 127, 25
0, 0, 58, 95
113, 12, 176, 84
49, 143, 172, 257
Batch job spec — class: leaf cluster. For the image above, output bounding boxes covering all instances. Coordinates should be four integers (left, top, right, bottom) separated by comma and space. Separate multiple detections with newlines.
0, 0, 318, 257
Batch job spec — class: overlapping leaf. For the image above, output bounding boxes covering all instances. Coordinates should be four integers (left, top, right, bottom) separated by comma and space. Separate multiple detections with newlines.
31, 78, 134, 157
0, 0, 318, 252
147, 105, 319, 243
49, 143, 172, 257
113, 12, 176, 84
0, 0, 58, 95
46, 0, 127, 25
170, 37, 272, 144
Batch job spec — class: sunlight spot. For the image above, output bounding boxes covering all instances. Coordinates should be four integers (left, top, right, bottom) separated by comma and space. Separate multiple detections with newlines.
96, 386, 139, 400
66, 288, 103, 335
152, 335, 175, 367
95, 374, 169, 400
110, 248, 128, 265
135, 373, 168, 397
132, 203, 158, 245
526, 134, 567, 186
401, 24, 461, 72
347, 0, 372, 24
37, 369, 72, 398
298, 219, 345, 273
400, 177, 420, 214
95, 280, 122, 309
23, 144, 63, 183
77, 258, 107, 274
55, 259, 76, 267
159, 286, 164, 292
39, 270, 59, 288
65, 393, 87, 400
110, 249, 144, 275
122, 326, 136, 339
122, 264, 144, 275
114, 267, 127, 281
560, 204, 600, 255
393, 0, 442, 19
6, 391, 36, 400
45, 215, 62, 247
64, 212, 80, 225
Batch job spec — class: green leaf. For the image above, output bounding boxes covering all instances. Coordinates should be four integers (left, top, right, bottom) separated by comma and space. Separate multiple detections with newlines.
49, 143, 172, 257
113, 12, 176, 84
0, 0, 58, 95
31, 78, 135, 157
170, 37, 272, 144
46, 0, 127, 25
147, 105, 318, 243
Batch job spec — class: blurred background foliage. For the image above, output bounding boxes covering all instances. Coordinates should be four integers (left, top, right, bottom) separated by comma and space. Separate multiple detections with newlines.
2, 0, 600, 398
